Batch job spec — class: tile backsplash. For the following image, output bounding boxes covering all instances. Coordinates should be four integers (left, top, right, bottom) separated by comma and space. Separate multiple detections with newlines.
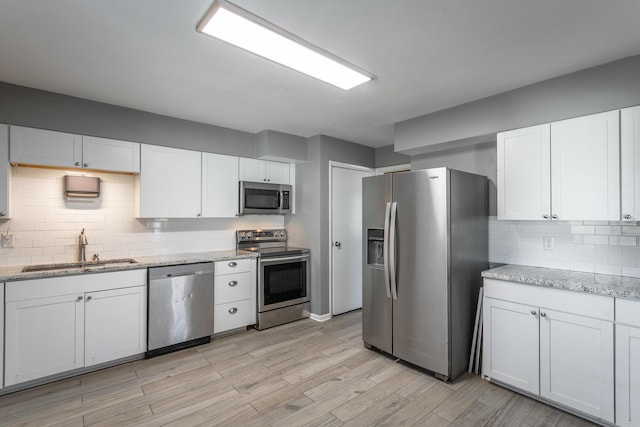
0, 166, 282, 267
490, 217, 640, 277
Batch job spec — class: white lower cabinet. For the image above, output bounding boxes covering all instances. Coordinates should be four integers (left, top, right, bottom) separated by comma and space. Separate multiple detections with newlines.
4, 270, 147, 387
214, 258, 256, 334
483, 279, 614, 424
616, 299, 640, 427
0, 282, 4, 390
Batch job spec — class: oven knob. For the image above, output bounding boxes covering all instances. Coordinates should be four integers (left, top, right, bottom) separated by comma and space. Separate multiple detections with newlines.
247, 232, 252, 238
240, 232, 245, 237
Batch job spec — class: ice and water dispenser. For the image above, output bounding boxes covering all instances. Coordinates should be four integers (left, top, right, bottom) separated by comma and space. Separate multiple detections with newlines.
366, 229, 385, 267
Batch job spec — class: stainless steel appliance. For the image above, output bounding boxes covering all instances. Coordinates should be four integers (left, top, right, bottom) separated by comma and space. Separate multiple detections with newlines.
362, 167, 488, 381
237, 229, 310, 330
147, 262, 214, 357
239, 181, 292, 215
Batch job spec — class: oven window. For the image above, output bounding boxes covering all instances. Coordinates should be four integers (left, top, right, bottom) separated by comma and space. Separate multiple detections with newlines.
264, 261, 307, 305
245, 189, 279, 210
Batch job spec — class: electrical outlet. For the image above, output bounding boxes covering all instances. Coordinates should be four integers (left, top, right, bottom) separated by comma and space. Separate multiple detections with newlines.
543, 236, 555, 251
1, 233, 14, 248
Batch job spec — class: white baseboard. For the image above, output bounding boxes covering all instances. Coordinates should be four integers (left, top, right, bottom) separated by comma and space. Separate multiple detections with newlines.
310, 313, 332, 322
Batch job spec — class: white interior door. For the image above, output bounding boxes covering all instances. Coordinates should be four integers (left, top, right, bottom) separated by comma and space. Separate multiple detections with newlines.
331, 164, 372, 315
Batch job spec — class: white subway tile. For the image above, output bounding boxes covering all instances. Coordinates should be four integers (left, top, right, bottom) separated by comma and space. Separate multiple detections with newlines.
571, 226, 595, 234
583, 235, 609, 245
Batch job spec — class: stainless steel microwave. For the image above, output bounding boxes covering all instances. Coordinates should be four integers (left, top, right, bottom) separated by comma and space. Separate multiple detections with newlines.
239, 181, 292, 215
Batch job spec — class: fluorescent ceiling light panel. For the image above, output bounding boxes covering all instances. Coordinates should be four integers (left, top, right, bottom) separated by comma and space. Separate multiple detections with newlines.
197, 0, 374, 90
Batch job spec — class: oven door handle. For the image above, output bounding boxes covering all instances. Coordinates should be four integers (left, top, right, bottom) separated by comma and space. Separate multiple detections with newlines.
260, 255, 309, 264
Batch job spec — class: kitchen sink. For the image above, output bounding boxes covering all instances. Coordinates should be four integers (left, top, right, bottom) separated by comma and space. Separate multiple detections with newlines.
22, 258, 138, 273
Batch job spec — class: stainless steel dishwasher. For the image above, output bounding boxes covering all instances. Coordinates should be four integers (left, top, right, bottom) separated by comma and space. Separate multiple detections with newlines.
147, 262, 214, 357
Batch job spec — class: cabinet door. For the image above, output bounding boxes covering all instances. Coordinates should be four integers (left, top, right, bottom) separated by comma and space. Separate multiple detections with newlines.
265, 161, 290, 184
497, 124, 551, 220
482, 297, 540, 393
5, 294, 85, 386
138, 144, 202, 218
616, 324, 640, 427
550, 111, 620, 221
0, 124, 9, 219
82, 136, 140, 173
0, 283, 4, 389
202, 152, 239, 218
622, 106, 640, 222
539, 309, 614, 423
9, 126, 82, 168
85, 286, 147, 366
238, 158, 266, 182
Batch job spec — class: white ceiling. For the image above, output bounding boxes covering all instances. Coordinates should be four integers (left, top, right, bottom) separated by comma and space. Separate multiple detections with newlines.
1, 1, 640, 148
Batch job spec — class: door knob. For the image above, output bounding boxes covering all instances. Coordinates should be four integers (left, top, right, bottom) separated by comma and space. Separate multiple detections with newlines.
334, 241, 341, 248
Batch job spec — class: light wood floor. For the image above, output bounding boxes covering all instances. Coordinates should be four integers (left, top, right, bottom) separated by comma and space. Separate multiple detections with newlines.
0, 310, 595, 426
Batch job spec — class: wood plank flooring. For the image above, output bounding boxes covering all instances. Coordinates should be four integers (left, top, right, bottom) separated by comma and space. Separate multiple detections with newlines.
0, 310, 596, 426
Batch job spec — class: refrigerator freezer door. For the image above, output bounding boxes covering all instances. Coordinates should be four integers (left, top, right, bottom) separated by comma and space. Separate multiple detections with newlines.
392, 169, 450, 377
362, 174, 392, 354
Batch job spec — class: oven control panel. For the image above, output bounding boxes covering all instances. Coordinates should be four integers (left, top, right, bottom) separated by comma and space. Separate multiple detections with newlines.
237, 229, 287, 243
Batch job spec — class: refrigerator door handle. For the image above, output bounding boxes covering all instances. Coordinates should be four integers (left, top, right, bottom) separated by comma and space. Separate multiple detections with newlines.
389, 202, 398, 300
383, 202, 392, 299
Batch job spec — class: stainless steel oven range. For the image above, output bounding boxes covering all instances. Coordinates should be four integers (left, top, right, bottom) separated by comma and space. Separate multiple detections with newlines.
237, 229, 310, 330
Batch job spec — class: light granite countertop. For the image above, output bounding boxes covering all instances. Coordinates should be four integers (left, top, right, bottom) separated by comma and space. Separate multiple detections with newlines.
482, 264, 640, 301
0, 250, 258, 282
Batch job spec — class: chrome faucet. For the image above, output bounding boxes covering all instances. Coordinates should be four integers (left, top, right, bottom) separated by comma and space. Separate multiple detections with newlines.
79, 228, 88, 262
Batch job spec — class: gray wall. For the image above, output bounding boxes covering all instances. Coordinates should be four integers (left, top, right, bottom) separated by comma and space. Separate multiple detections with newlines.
256, 129, 307, 163
411, 141, 497, 216
396, 54, 640, 155
286, 135, 375, 315
0, 82, 256, 157
374, 145, 411, 168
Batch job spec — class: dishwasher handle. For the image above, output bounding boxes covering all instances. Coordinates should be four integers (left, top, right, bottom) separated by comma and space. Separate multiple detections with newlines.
164, 270, 211, 278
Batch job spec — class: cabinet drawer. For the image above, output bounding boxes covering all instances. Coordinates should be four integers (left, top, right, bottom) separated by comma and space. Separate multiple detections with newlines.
214, 300, 251, 333
215, 271, 252, 304
215, 258, 252, 275
484, 279, 614, 321
616, 298, 640, 326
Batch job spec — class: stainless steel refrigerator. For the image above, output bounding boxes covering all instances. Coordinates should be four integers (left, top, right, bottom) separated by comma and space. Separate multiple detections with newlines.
362, 167, 487, 381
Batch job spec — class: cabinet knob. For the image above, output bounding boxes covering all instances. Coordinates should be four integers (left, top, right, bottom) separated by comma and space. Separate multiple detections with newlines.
0, 212, 5, 217
530, 310, 537, 316
74, 161, 81, 167
551, 215, 558, 220
76, 295, 83, 302
83, 163, 88, 168
624, 214, 633, 220
228, 307, 238, 314
197, 213, 201, 217
228, 280, 238, 287
542, 214, 549, 219
228, 262, 237, 268
86, 296, 93, 302
540, 312, 547, 317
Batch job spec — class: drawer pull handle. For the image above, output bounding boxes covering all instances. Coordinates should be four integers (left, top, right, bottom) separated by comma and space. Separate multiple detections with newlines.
76, 295, 83, 302
229, 280, 238, 287
228, 307, 238, 314
86, 296, 93, 302
228, 262, 237, 267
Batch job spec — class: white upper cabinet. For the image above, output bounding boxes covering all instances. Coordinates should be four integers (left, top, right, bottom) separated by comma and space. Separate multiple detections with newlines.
0, 124, 10, 219
622, 106, 640, 221
497, 124, 551, 220
10, 126, 82, 168
9, 126, 140, 173
550, 111, 619, 221
137, 144, 202, 218
239, 158, 290, 184
497, 110, 620, 221
202, 152, 239, 218
81, 136, 140, 173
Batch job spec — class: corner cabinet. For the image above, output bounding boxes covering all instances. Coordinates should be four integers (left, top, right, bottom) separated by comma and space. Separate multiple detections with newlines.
4, 270, 147, 387
482, 279, 615, 424
0, 124, 10, 219
137, 144, 202, 218
9, 126, 140, 173
621, 106, 640, 222
497, 110, 620, 221
616, 298, 640, 427
214, 258, 256, 334
239, 158, 290, 184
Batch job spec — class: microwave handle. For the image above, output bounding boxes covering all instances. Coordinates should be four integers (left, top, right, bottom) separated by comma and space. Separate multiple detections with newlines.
278, 190, 282, 209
